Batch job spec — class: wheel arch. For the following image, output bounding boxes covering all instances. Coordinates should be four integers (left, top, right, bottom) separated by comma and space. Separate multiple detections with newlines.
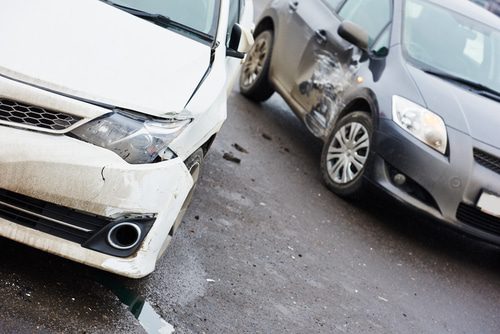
338, 89, 381, 129
200, 133, 217, 157
254, 16, 275, 36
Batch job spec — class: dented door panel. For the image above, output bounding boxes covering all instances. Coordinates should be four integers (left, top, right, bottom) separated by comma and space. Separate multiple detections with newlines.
290, 1, 360, 138
270, 0, 316, 93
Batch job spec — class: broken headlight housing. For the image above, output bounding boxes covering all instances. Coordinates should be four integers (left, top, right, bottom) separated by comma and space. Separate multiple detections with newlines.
392, 96, 448, 155
71, 110, 191, 164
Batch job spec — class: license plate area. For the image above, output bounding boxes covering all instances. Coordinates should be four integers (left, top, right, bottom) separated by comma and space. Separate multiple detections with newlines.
477, 192, 500, 218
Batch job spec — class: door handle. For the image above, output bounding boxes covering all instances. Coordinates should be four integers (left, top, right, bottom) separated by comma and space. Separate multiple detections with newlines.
315, 29, 327, 45
289, 1, 299, 13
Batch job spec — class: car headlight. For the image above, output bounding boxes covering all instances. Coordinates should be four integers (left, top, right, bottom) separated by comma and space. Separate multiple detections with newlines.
71, 110, 191, 164
392, 96, 448, 154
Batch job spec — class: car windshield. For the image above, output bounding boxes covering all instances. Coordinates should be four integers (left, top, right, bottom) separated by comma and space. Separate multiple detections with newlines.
403, 0, 500, 94
104, 0, 220, 37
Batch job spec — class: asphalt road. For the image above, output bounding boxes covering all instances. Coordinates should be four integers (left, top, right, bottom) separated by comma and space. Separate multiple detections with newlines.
2, 1, 500, 333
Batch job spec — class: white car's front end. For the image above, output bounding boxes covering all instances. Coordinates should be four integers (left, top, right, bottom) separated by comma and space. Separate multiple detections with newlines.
0, 0, 253, 278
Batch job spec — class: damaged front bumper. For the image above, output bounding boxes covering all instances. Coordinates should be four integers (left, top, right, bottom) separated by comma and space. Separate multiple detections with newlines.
0, 125, 194, 278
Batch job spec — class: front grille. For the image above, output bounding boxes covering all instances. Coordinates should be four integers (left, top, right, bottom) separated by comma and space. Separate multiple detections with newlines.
474, 149, 500, 175
0, 98, 82, 131
456, 203, 500, 236
0, 189, 110, 244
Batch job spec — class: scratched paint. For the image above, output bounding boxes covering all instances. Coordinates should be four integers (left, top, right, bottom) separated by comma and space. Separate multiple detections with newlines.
299, 50, 360, 138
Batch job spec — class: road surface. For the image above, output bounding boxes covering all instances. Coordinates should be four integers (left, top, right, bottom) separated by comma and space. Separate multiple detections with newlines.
1, 1, 500, 333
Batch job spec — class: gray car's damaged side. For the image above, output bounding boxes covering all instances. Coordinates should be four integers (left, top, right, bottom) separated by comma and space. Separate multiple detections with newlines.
256, 0, 391, 140
240, 0, 500, 246
298, 50, 360, 138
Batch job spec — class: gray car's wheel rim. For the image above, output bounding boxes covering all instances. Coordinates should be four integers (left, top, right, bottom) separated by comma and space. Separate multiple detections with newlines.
326, 122, 370, 184
241, 32, 271, 89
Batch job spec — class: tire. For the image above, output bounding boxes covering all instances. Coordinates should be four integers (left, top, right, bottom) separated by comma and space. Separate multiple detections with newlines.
321, 112, 374, 199
239, 30, 275, 102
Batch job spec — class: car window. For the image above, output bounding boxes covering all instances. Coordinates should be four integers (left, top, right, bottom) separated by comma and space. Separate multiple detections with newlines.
107, 0, 220, 36
227, 0, 241, 46
322, 0, 344, 10
339, 0, 392, 44
404, 0, 500, 93
371, 25, 391, 56
239, 0, 246, 18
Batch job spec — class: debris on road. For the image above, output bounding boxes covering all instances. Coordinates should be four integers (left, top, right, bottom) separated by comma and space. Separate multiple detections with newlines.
262, 133, 273, 141
232, 143, 249, 154
223, 153, 241, 164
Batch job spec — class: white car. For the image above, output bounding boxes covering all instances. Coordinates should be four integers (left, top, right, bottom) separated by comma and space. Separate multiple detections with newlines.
0, 0, 254, 278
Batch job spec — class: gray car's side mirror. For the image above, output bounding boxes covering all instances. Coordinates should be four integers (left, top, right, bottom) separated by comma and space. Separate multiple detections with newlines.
338, 21, 369, 51
227, 23, 254, 59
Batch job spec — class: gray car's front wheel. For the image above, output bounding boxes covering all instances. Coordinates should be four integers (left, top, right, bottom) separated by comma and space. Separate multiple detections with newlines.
321, 112, 373, 199
239, 30, 275, 102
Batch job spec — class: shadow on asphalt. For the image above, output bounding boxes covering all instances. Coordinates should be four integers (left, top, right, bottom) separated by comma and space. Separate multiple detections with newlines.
246, 92, 500, 275
352, 189, 500, 269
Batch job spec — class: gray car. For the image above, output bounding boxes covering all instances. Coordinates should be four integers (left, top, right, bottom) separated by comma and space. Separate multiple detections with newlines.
471, 0, 500, 16
240, 0, 500, 244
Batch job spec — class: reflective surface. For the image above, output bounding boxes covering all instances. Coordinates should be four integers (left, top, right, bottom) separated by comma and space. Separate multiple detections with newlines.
105, 0, 220, 35
404, 0, 500, 93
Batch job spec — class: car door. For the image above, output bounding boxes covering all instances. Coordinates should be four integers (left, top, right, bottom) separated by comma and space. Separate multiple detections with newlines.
286, 0, 353, 116
271, 0, 345, 95
226, 0, 254, 94
291, 0, 393, 136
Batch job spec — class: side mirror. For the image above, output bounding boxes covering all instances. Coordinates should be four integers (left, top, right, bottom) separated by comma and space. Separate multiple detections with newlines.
338, 21, 369, 51
227, 23, 255, 59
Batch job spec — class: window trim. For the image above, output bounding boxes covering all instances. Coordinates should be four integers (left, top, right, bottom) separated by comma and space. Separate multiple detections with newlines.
336, 0, 394, 47
320, 0, 347, 13
370, 21, 393, 57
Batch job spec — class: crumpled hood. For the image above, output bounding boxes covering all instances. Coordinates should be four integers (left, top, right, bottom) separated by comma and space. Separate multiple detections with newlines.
408, 65, 500, 149
0, 0, 211, 116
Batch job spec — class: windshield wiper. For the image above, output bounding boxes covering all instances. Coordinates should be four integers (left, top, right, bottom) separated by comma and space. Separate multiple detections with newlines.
100, 0, 213, 43
422, 68, 500, 102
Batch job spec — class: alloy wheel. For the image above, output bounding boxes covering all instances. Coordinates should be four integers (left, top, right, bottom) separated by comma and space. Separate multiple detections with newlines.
241, 32, 271, 89
326, 122, 370, 184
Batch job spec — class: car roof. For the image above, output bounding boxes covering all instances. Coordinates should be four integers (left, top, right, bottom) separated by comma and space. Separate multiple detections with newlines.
408, 0, 500, 29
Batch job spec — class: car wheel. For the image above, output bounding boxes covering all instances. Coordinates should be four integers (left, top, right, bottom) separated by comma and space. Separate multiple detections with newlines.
239, 30, 275, 102
321, 112, 373, 199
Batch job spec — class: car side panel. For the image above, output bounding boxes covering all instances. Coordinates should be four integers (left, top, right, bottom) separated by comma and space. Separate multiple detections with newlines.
289, 1, 357, 137
268, 0, 316, 94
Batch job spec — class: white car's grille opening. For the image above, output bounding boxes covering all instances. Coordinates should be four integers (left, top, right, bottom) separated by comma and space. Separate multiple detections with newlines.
0, 97, 82, 131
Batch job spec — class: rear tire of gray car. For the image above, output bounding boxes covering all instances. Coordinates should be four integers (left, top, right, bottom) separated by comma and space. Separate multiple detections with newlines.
321, 112, 373, 199
239, 30, 275, 102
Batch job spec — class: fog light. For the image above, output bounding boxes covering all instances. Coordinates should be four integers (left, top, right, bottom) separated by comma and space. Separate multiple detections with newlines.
393, 173, 407, 186
107, 223, 142, 250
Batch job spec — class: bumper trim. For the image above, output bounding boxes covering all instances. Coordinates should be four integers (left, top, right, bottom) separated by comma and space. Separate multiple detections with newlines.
0, 188, 157, 258
457, 202, 500, 236
474, 148, 500, 175
0, 199, 91, 233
